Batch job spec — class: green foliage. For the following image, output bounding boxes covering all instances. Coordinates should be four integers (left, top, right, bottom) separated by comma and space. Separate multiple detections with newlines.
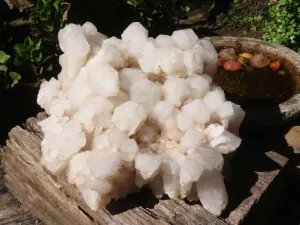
14, 37, 43, 75
0, 51, 11, 72
124, 0, 190, 30
29, 0, 70, 44
0, 51, 21, 89
263, 0, 300, 53
0, 0, 69, 91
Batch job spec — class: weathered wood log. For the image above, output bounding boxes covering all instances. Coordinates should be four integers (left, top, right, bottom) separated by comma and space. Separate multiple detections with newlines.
0, 159, 41, 225
0, 116, 291, 225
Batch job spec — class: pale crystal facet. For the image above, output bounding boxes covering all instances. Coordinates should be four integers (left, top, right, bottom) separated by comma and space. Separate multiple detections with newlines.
197, 170, 228, 216
182, 99, 211, 124
86, 62, 119, 97
172, 29, 198, 50
162, 77, 190, 107
119, 68, 147, 92
130, 79, 161, 113
155, 35, 176, 48
112, 101, 147, 135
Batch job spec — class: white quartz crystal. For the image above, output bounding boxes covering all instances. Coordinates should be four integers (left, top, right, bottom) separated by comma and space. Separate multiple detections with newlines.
73, 96, 113, 132
218, 101, 245, 134
142, 38, 159, 56
86, 62, 119, 97
162, 77, 190, 107
107, 91, 129, 108
182, 99, 211, 124
194, 39, 218, 76
49, 99, 72, 117
40, 119, 86, 173
121, 22, 148, 43
37, 21, 245, 217
102, 37, 129, 61
176, 112, 194, 132
172, 29, 198, 50
197, 171, 228, 216
122, 23, 148, 63
58, 24, 90, 80
119, 68, 147, 92
155, 35, 176, 48
82, 22, 107, 56
205, 123, 242, 154
139, 48, 169, 74
107, 128, 129, 149
161, 49, 186, 76
184, 49, 204, 76
37, 78, 60, 113
161, 114, 183, 142
67, 68, 95, 111
129, 79, 161, 112
187, 75, 210, 98
87, 43, 125, 70
152, 101, 175, 123
112, 101, 147, 135
135, 153, 162, 187
203, 89, 226, 114
180, 128, 206, 148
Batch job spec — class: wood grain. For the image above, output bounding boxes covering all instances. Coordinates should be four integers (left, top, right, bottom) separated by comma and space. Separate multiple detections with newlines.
0, 116, 291, 225
0, 158, 41, 225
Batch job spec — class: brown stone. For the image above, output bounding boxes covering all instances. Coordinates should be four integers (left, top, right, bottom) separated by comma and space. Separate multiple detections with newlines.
285, 126, 300, 154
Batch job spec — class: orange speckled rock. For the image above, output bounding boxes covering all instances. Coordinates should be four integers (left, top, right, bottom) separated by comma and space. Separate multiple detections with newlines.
270, 61, 281, 71
223, 60, 242, 72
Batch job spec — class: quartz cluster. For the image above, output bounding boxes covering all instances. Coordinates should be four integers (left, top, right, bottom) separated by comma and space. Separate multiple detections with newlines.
37, 22, 245, 216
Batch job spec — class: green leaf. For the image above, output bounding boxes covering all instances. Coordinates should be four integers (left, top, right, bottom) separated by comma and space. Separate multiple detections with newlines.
13, 43, 24, 57
53, 0, 62, 12
0, 65, 7, 72
24, 37, 33, 47
0, 51, 10, 64
9, 72, 21, 87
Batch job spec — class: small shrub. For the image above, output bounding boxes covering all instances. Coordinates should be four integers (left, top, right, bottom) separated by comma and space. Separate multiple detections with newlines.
0, 51, 21, 90
29, 0, 70, 45
124, 0, 190, 33
0, 0, 69, 91
263, 0, 300, 53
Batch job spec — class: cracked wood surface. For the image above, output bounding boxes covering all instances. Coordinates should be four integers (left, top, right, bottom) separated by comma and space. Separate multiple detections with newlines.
0, 116, 290, 225
0, 160, 41, 225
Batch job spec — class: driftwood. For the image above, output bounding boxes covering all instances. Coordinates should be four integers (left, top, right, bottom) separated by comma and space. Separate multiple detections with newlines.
0, 116, 291, 225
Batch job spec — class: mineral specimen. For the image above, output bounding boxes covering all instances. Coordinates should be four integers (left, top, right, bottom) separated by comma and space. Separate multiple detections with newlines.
37, 22, 245, 216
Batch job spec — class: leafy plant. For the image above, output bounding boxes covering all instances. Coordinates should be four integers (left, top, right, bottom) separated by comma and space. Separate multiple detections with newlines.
29, 0, 70, 45
263, 0, 300, 53
14, 37, 43, 75
124, 0, 190, 31
0, 51, 21, 90
0, 0, 69, 91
